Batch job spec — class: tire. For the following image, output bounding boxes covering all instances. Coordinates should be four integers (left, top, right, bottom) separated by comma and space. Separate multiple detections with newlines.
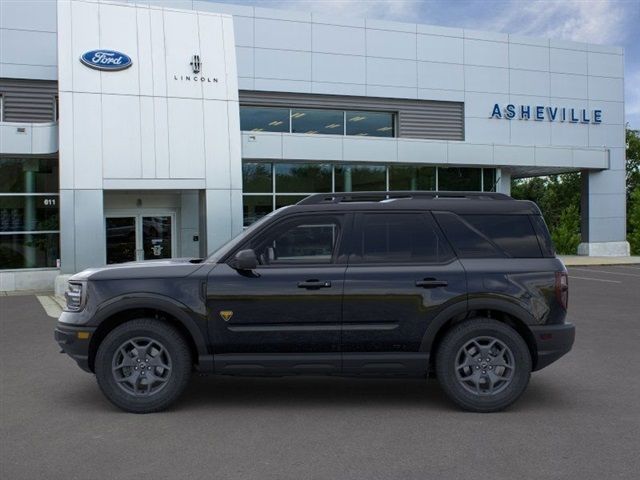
95, 319, 192, 413
435, 318, 531, 413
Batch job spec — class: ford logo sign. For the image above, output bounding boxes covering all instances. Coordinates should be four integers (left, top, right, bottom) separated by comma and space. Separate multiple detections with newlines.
80, 50, 132, 71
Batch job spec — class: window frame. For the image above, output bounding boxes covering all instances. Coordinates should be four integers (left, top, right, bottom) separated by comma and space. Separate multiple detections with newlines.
228, 212, 352, 268
347, 211, 456, 266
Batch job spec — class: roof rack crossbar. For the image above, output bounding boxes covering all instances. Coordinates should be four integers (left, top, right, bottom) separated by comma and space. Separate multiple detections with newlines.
297, 191, 511, 205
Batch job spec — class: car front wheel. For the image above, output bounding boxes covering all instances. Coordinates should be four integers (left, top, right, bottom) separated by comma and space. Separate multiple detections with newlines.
95, 319, 192, 413
436, 318, 532, 412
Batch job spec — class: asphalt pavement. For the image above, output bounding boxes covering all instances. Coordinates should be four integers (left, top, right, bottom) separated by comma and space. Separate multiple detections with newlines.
1, 265, 640, 480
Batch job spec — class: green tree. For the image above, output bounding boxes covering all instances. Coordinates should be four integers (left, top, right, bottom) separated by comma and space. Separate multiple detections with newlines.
551, 204, 582, 254
628, 187, 640, 255
626, 128, 640, 198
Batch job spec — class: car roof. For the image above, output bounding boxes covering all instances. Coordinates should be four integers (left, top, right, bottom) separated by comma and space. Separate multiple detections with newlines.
277, 191, 541, 216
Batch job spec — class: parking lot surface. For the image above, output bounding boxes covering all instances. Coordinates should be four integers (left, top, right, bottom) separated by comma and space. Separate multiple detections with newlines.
1, 265, 640, 480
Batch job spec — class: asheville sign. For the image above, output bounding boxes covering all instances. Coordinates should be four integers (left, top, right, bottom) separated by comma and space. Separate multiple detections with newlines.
80, 50, 132, 71
490, 104, 602, 124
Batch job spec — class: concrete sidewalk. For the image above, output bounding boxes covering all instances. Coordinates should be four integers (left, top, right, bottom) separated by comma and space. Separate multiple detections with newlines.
559, 255, 640, 266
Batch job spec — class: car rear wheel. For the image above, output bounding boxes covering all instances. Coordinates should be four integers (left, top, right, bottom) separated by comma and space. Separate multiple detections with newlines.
435, 318, 531, 412
95, 319, 191, 413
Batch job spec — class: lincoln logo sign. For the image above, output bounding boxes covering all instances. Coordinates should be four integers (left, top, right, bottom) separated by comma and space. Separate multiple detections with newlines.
491, 104, 602, 124
80, 50, 132, 71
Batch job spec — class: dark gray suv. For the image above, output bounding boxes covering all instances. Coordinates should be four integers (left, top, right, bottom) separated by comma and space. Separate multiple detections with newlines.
55, 191, 575, 413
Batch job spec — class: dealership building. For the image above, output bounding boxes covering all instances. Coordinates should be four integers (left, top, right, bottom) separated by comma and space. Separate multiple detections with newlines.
0, 0, 629, 291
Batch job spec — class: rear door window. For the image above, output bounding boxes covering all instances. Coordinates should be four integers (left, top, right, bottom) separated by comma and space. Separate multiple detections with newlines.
434, 212, 503, 258
352, 213, 454, 264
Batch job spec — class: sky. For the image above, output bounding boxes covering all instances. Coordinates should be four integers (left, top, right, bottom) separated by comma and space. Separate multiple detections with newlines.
213, 0, 640, 129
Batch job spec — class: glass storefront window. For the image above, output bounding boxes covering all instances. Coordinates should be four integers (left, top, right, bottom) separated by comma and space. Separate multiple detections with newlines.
275, 163, 332, 193
0, 158, 59, 193
240, 106, 290, 133
291, 109, 344, 135
335, 165, 386, 192
0, 233, 59, 269
483, 168, 496, 192
438, 167, 482, 191
243, 195, 273, 227
243, 163, 273, 193
0, 196, 59, 232
346, 111, 394, 137
389, 166, 436, 191
275, 195, 307, 209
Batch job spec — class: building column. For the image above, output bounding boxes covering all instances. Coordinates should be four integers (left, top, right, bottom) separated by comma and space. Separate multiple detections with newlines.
204, 188, 243, 256
495, 168, 511, 196
59, 189, 106, 273
578, 161, 630, 256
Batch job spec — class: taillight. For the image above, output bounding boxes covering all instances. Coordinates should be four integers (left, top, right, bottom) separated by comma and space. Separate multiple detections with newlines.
555, 271, 569, 310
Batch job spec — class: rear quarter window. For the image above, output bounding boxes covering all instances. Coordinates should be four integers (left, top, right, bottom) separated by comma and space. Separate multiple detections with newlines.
461, 214, 543, 258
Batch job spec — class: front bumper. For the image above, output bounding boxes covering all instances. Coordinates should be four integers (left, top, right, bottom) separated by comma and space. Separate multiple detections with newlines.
54, 323, 96, 373
530, 322, 575, 371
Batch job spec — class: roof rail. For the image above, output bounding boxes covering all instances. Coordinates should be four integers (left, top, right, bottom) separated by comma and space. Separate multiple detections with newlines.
297, 191, 512, 205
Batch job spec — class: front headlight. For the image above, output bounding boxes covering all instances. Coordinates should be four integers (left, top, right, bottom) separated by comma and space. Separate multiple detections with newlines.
64, 282, 86, 312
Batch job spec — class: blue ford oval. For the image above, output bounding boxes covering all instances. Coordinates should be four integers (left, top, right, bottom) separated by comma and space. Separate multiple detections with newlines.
80, 50, 132, 71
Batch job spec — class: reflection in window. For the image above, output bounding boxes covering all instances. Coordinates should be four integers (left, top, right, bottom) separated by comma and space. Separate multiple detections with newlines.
275, 163, 331, 193
0, 196, 59, 232
254, 217, 341, 265
0, 233, 59, 269
335, 165, 386, 192
243, 163, 273, 193
239, 107, 289, 133
389, 166, 436, 190
483, 168, 496, 192
291, 109, 343, 135
275, 195, 307, 210
438, 167, 482, 191
358, 213, 453, 264
0, 158, 59, 193
243, 195, 273, 227
346, 111, 394, 137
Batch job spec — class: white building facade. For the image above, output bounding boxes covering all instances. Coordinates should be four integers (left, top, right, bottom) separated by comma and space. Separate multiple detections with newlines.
0, 0, 629, 291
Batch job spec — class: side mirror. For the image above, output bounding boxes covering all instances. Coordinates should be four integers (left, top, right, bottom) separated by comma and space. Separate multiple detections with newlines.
231, 249, 258, 271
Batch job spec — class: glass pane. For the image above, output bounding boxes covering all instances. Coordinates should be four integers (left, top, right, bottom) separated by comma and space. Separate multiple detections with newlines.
0, 233, 59, 269
0, 196, 59, 232
438, 167, 482, 191
462, 215, 542, 258
346, 111, 394, 137
253, 216, 341, 265
275, 163, 332, 193
0, 158, 59, 193
389, 166, 436, 190
291, 109, 343, 135
433, 212, 502, 258
357, 213, 453, 263
240, 107, 289, 132
275, 195, 307, 209
483, 168, 497, 192
243, 195, 273, 226
243, 163, 273, 193
335, 165, 386, 192
143, 216, 172, 260
106, 217, 136, 264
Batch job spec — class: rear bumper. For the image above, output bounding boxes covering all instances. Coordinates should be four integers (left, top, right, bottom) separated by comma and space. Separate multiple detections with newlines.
530, 322, 575, 371
54, 323, 96, 373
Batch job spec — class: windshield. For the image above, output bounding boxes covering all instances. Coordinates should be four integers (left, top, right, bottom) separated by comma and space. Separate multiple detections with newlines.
205, 209, 282, 263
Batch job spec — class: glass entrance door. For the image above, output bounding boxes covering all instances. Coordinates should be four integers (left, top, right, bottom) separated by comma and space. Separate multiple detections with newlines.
142, 216, 172, 260
106, 214, 175, 264
106, 217, 137, 264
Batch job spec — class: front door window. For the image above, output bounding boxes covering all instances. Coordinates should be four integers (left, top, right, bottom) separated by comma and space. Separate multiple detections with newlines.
105, 214, 174, 264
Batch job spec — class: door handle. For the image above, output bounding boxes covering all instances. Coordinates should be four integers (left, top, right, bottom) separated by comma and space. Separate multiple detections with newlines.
415, 278, 448, 288
297, 280, 332, 289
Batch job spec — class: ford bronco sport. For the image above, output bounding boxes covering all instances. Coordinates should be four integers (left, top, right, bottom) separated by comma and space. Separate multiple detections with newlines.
55, 191, 575, 413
